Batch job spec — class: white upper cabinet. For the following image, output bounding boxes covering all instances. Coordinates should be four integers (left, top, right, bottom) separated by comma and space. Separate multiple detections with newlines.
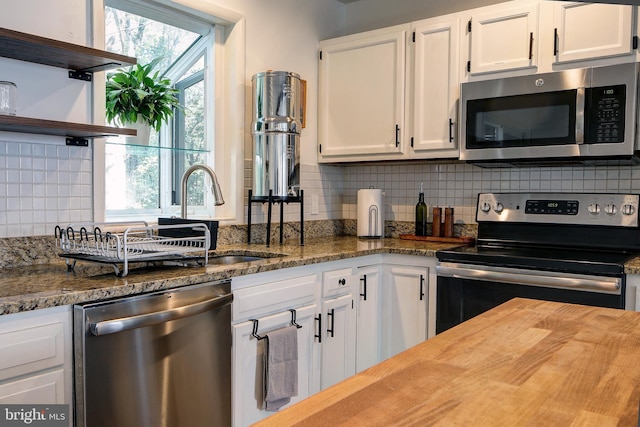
467, 3, 539, 75
409, 16, 460, 158
465, 1, 638, 79
552, 2, 635, 65
318, 24, 409, 162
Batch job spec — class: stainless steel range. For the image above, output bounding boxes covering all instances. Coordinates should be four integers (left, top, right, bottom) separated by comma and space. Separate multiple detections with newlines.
436, 192, 640, 334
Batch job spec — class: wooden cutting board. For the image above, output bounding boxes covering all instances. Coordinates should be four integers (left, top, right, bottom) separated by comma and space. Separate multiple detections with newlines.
254, 298, 640, 426
399, 234, 475, 244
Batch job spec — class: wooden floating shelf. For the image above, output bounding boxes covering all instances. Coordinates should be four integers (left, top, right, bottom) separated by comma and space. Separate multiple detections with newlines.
399, 234, 475, 244
0, 115, 136, 139
0, 27, 136, 73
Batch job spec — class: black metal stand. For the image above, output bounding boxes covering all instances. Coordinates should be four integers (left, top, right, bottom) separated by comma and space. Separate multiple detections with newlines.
247, 189, 304, 247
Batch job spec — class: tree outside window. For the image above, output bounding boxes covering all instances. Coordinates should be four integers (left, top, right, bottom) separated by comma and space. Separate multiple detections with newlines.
104, 5, 213, 218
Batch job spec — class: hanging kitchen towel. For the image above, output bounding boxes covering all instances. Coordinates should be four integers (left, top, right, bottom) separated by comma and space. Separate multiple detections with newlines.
263, 325, 299, 411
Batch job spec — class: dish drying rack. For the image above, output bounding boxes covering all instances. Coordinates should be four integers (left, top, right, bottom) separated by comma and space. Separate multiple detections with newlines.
55, 221, 210, 277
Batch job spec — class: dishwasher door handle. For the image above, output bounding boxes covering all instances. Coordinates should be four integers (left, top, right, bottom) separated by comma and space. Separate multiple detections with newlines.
90, 292, 233, 336
436, 263, 621, 294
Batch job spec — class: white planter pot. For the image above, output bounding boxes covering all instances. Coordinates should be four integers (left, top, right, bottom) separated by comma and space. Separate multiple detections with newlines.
125, 119, 152, 146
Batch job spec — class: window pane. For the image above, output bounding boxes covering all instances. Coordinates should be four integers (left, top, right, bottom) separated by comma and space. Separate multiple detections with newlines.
105, 145, 159, 209
104, 5, 212, 218
184, 80, 205, 151
105, 7, 199, 71
182, 153, 208, 207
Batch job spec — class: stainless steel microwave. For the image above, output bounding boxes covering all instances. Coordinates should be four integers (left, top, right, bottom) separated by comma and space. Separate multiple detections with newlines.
460, 62, 640, 166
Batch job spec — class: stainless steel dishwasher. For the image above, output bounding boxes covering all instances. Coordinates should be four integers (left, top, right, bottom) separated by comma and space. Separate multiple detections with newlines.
74, 280, 232, 427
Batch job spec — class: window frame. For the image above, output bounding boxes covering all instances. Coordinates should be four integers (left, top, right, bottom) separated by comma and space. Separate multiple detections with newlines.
92, 0, 245, 224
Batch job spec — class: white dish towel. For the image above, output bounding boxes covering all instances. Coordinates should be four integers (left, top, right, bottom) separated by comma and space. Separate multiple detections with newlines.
263, 325, 299, 411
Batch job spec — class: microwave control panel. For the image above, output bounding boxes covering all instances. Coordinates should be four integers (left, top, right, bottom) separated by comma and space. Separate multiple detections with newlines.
586, 84, 626, 144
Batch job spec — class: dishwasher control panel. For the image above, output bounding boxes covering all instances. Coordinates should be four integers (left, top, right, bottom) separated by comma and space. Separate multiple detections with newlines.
476, 192, 639, 227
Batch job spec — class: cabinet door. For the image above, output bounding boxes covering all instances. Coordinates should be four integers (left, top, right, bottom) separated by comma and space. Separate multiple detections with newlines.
231, 304, 319, 427
320, 294, 356, 390
318, 25, 409, 162
553, 2, 635, 64
356, 265, 381, 372
411, 17, 460, 157
0, 369, 65, 404
382, 264, 428, 360
469, 4, 539, 75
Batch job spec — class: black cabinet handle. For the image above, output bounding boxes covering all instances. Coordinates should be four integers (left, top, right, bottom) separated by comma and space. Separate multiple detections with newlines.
553, 28, 558, 56
449, 118, 454, 143
338, 278, 346, 286
419, 275, 425, 301
327, 308, 335, 338
360, 275, 367, 301
314, 313, 322, 343
395, 124, 400, 147
528, 32, 534, 60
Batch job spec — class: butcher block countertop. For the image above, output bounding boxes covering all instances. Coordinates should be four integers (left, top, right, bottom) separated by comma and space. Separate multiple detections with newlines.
255, 298, 640, 427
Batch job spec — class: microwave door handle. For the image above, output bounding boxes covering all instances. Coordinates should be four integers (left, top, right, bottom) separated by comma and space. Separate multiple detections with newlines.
576, 87, 585, 144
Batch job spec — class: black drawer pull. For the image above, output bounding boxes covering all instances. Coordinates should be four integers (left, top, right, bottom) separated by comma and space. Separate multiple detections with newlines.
360, 275, 367, 301
327, 308, 335, 338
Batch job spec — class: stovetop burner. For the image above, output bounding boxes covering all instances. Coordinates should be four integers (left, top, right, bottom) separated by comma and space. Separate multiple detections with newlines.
436, 192, 640, 277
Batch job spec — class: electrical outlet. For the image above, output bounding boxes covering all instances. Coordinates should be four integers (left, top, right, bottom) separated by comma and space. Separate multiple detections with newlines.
311, 194, 319, 215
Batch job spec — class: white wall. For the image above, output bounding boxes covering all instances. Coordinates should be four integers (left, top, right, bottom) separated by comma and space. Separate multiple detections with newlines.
0, 0, 346, 236
0, 0, 93, 237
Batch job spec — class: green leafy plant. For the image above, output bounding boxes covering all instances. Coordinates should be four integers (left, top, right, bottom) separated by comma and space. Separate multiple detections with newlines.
106, 58, 181, 131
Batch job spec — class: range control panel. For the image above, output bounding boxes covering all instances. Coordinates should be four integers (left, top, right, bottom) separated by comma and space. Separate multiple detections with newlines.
477, 193, 639, 227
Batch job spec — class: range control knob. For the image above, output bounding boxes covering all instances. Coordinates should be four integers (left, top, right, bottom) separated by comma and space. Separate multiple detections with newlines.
494, 203, 504, 214
588, 203, 601, 215
604, 204, 618, 216
480, 202, 492, 213
622, 204, 636, 216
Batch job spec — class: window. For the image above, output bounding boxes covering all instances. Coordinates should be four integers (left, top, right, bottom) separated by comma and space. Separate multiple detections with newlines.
103, 2, 215, 220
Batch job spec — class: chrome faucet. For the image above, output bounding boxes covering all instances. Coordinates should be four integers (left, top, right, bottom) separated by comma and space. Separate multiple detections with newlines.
180, 164, 225, 218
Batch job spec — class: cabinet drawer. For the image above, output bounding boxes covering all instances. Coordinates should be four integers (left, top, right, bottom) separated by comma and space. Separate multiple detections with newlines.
0, 368, 65, 404
233, 274, 319, 322
322, 268, 354, 298
0, 313, 66, 382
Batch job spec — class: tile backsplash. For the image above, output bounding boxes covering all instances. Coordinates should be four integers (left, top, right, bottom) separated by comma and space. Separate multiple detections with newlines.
0, 140, 92, 238
340, 162, 640, 225
5, 135, 640, 240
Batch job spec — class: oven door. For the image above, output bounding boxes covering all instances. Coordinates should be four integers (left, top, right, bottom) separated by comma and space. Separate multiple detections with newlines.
436, 262, 624, 334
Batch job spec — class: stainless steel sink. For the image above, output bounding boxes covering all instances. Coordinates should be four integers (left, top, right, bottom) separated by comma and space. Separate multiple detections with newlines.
208, 255, 266, 265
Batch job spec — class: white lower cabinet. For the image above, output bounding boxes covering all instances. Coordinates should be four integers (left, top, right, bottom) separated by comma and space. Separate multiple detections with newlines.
355, 265, 382, 372
320, 294, 356, 389
381, 256, 435, 360
231, 254, 434, 426
0, 305, 72, 425
231, 267, 321, 427
625, 274, 640, 311
232, 304, 320, 427
320, 267, 357, 389
0, 369, 66, 404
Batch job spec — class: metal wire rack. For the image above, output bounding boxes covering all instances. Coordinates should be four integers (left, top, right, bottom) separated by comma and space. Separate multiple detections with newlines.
55, 221, 210, 277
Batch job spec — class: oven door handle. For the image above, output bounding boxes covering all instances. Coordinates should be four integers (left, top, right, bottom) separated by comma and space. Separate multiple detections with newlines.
436, 263, 621, 294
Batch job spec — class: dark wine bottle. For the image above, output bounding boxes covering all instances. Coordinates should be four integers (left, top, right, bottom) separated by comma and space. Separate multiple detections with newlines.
415, 183, 427, 236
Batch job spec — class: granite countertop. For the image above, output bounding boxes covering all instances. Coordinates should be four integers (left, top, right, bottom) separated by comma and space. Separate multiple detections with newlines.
623, 254, 640, 275
0, 236, 460, 315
